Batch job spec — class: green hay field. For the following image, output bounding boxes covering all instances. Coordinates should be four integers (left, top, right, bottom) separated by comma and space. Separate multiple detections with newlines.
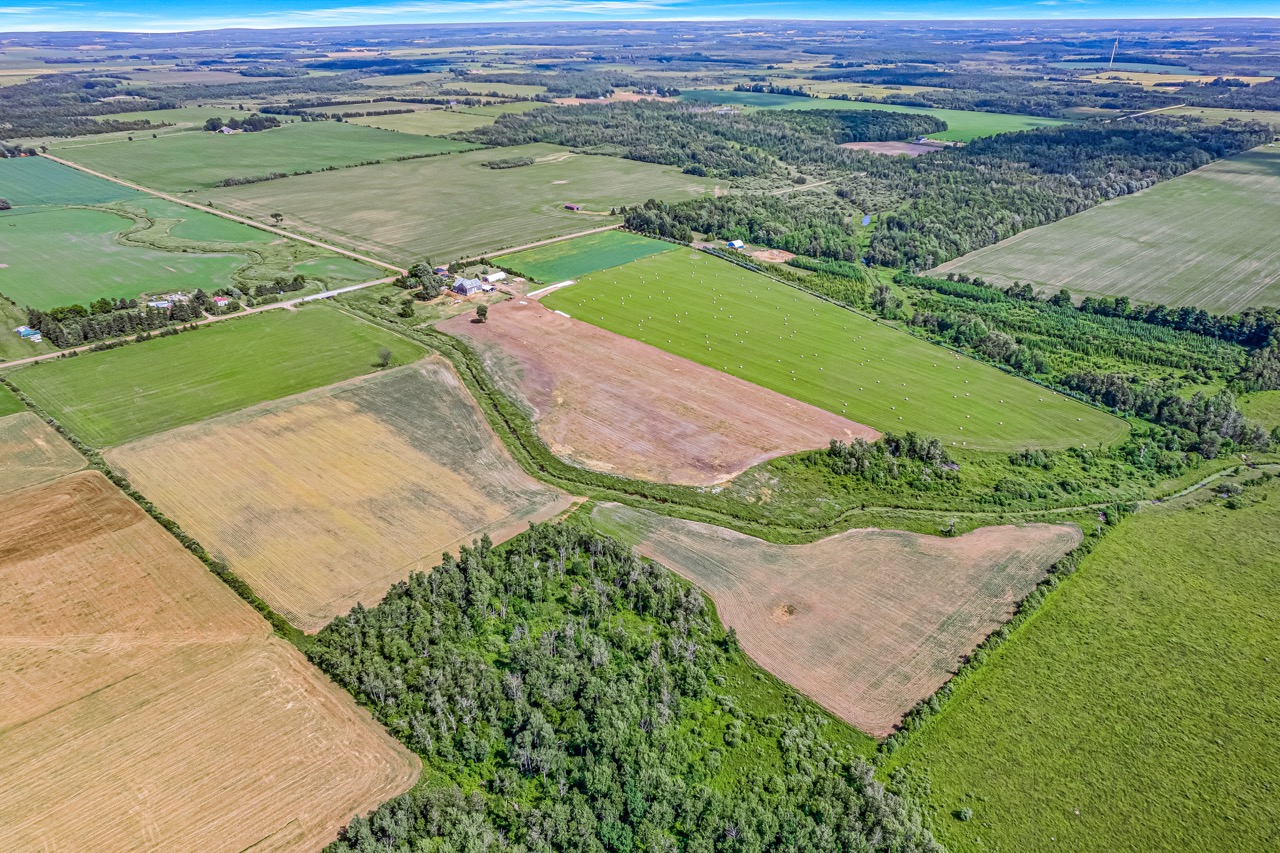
348, 109, 495, 135
460, 101, 556, 116
53, 121, 480, 192
541, 250, 1126, 451
934, 146, 1280, 312
0, 207, 247, 308
676, 90, 1072, 141
0, 194, 378, 310
207, 144, 717, 264
495, 230, 678, 282
0, 385, 22, 416
884, 481, 1280, 852
0, 156, 136, 207
5, 305, 425, 446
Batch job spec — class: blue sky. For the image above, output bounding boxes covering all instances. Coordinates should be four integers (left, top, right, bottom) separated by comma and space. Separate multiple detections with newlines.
0, 1, 1274, 33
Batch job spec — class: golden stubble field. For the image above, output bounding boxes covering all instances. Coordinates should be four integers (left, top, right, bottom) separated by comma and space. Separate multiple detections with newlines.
0, 411, 85, 494
107, 360, 574, 632
593, 503, 1081, 736
0, 471, 419, 852
441, 299, 877, 485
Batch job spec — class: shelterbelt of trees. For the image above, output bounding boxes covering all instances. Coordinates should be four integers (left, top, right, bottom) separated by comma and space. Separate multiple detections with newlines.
613, 111, 1270, 268
312, 525, 940, 853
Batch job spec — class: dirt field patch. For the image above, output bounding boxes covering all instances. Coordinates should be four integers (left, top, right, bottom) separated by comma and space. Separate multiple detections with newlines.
839, 140, 941, 157
592, 503, 1080, 736
0, 471, 419, 851
107, 361, 573, 631
0, 412, 85, 495
442, 299, 877, 485
749, 248, 797, 263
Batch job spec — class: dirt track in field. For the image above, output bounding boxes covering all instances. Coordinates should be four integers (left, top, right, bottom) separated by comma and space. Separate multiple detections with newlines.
594, 503, 1080, 736
0, 411, 85, 495
839, 141, 940, 157
441, 299, 877, 485
0, 471, 419, 851
107, 361, 573, 632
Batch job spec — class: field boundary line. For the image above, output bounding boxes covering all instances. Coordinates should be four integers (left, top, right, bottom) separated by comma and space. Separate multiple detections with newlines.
37, 153, 409, 275
466, 222, 621, 264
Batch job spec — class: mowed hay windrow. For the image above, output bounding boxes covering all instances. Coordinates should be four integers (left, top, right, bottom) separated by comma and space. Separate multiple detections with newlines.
593, 503, 1080, 736
0, 411, 84, 495
442, 299, 878, 485
107, 361, 573, 632
0, 471, 419, 852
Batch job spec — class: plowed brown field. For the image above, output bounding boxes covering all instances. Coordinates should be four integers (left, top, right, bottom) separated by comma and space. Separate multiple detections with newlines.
0, 411, 84, 495
0, 471, 419, 852
593, 503, 1080, 736
107, 361, 573, 632
441, 299, 876, 485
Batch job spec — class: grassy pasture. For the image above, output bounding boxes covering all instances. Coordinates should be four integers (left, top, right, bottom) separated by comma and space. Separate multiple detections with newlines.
92, 105, 261, 128
0, 155, 135, 207
0, 412, 84, 494
593, 503, 1079, 736
1164, 106, 1280, 127
107, 362, 573, 631
0, 206, 246, 308
495, 229, 678, 282
541, 250, 1127, 451
53, 120, 479, 191
884, 479, 1280, 852
1239, 390, 1280, 429
348, 108, 496, 135
207, 143, 717, 264
0, 386, 21, 416
676, 89, 1072, 141
0, 471, 419, 850
6, 305, 424, 446
934, 146, 1280, 312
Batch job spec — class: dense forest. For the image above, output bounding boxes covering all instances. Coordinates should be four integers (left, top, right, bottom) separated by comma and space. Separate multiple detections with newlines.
457, 102, 946, 179
309, 524, 940, 853
611, 107, 1269, 269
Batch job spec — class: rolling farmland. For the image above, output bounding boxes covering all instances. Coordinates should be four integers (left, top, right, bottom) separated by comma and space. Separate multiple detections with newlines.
884, 479, 1280, 852
53, 120, 478, 191
349, 108, 496, 135
677, 90, 1072, 141
0, 412, 85, 494
441, 298, 877, 485
0, 471, 419, 851
0, 206, 247, 308
8, 305, 425, 446
0, 160, 379, 309
934, 146, 1280, 312
106, 362, 574, 631
206, 143, 717, 263
495, 229, 678, 282
593, 502, 1080, 736
541, 249, 1128, 451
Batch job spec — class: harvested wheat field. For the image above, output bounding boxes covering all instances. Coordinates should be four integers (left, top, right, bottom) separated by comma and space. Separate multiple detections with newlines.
592, 503, 1080, 736
0, 471, 419, 852
107, 361, 573, 632
441, 299, 876, 485
0, 411, 84, 495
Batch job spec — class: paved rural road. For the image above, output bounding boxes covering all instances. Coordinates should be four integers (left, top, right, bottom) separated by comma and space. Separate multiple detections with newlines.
0, 276, 400, 370
39, 153, 409, 275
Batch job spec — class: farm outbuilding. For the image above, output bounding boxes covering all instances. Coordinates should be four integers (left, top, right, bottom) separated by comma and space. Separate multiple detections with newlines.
453, 277, 483, 296
726, 240, 745, 250
480, 271, 506, 284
